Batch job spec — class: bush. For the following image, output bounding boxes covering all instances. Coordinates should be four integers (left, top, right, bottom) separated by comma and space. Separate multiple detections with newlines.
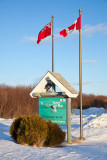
44, 120, 66, 147
10, 114, 65, 147
10, 114, 48, 146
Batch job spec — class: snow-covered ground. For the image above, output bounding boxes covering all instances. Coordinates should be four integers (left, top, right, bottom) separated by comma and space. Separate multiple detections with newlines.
0, 107, 107, 160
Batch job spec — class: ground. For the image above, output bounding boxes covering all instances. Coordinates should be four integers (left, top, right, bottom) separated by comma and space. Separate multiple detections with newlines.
0, 107, 107, 160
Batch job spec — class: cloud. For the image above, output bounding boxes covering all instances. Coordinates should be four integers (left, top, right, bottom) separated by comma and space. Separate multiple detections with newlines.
20, 36, 37, 43
72, 81, 93, 86
82, 23, 107, 36
82, 60, 97, 64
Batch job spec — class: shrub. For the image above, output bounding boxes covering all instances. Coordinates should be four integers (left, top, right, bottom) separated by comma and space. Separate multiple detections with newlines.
44, 120, 66, 147
10, 114, 48, 147
10, 114, 66, 147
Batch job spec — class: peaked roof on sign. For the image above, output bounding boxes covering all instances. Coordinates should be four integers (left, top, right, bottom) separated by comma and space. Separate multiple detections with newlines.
30, 71, 78, 98
48, 71, 78, 94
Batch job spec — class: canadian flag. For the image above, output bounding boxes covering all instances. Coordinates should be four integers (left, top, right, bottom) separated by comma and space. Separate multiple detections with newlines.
60, 13, 81, 37
37, 22, 51, 44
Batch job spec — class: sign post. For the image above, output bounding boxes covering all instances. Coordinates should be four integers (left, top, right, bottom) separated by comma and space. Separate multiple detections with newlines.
66, 97, 71, 143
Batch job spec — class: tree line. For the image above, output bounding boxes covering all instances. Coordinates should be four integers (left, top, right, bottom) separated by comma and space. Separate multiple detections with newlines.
0, 85, 107, 118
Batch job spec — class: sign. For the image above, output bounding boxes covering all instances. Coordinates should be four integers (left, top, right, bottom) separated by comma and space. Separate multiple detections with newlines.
39, 97, 66, 125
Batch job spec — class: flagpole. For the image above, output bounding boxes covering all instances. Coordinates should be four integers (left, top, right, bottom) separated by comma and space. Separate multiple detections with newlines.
51, 15, 56, 92
52, 15, 54, 72
79, 9, 84, 140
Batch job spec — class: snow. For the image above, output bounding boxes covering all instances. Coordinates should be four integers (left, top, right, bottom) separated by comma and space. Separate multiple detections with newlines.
0, 107, 107, 160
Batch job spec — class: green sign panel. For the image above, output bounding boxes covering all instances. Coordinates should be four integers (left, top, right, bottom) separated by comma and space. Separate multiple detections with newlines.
39, 97, 66, 125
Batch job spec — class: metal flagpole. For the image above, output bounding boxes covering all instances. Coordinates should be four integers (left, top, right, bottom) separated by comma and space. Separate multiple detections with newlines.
79, 9, 84, 140
51, 15, 55, 92
52, 15, 54, 72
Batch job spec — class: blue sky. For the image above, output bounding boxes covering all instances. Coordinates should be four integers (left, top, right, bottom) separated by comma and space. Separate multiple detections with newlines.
0, 0, 107, 96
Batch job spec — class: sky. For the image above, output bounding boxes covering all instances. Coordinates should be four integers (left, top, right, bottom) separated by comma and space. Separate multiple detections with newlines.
0, 0, 107, 96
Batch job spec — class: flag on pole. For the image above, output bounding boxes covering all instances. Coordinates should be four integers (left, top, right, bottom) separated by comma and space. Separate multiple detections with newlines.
37, 22, 51, 44
59, 13, 81, 37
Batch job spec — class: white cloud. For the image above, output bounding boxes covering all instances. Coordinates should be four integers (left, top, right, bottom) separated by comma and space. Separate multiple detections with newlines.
82, 23, 107, 36
82, 81, 93, 85
82, 60, 97, 64
20, 36, 37, 42
72, 81, 93, 86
